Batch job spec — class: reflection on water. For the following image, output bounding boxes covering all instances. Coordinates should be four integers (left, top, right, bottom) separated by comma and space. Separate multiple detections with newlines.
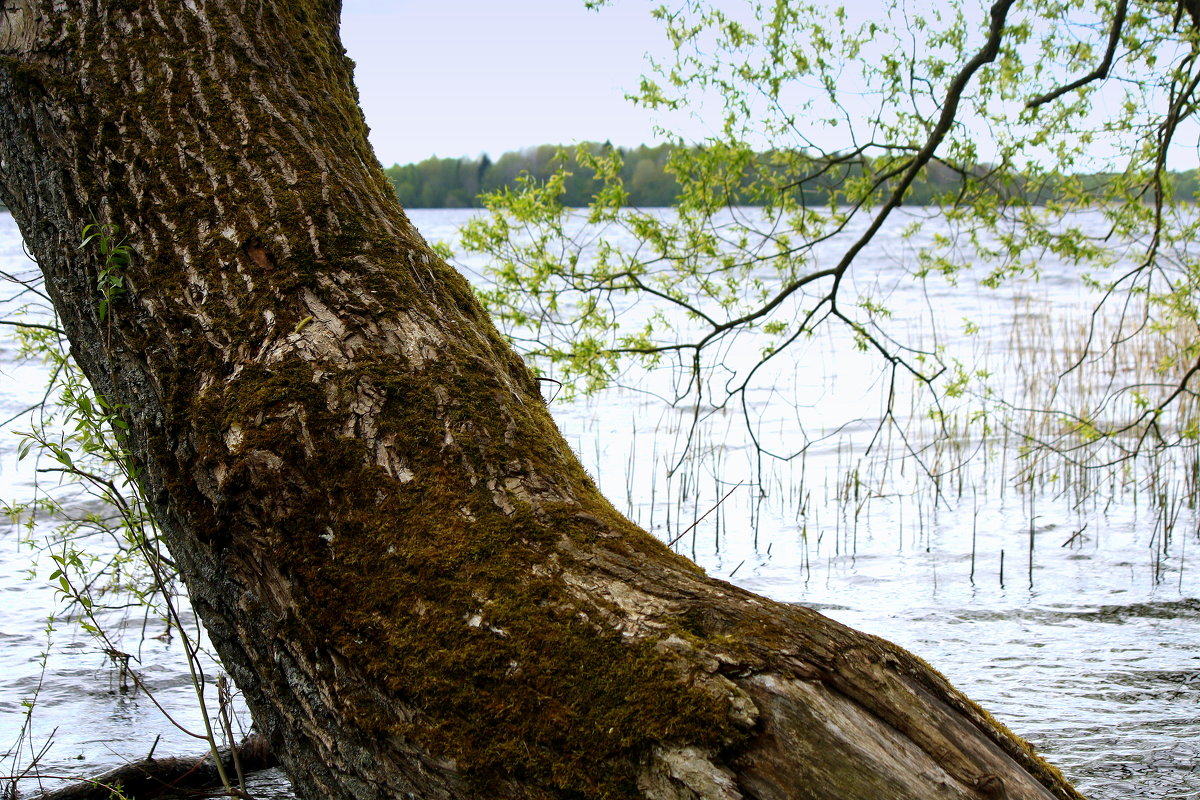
2, 209, 1198, 799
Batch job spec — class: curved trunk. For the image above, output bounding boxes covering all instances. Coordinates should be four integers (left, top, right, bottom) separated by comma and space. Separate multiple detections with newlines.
0, 3, 1083, 799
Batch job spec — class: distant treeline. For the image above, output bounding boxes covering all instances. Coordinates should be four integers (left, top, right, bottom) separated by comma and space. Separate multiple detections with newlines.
384, 142, 1200, 209
385, 143, 678, 209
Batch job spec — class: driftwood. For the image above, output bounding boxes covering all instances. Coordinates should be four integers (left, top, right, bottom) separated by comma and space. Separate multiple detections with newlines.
26, 735, 275, 800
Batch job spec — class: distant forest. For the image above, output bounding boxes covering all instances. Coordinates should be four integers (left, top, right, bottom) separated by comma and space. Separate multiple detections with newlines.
4, 144, 1197, 213
385, 143, 677, 209
384, 142, 1200, 209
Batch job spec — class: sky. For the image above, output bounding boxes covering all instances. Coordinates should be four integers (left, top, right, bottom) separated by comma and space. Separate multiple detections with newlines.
338, 1, 1200, 172
339, 1, 674, 167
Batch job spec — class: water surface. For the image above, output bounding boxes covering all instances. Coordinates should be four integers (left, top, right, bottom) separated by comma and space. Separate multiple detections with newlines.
1, 209, 1196, 798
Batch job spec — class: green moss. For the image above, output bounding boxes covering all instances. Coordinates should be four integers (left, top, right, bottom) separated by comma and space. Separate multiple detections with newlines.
305, 432, 717, 792
0, 56, 61, 96
175, 328, 744, 796
321, 497, 739, 797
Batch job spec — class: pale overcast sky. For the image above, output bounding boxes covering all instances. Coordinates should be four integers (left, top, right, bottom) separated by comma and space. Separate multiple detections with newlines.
338, 2, 1200, 171
339, 1, 674, 167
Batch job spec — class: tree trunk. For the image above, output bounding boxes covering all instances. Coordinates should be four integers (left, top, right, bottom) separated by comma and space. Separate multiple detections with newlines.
0, 3, 1084, 798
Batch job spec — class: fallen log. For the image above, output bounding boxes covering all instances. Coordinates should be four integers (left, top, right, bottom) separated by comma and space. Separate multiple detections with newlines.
26, 734, 275, 800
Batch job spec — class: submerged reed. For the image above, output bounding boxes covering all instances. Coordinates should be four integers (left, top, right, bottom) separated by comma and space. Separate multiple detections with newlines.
562, 279, 1200, 594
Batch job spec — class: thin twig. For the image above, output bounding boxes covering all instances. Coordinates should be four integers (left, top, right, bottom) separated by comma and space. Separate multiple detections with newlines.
668, 481, 743, 547
0, 319, 64, 335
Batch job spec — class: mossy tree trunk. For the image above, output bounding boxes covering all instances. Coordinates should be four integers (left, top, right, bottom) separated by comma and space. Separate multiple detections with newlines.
0, 3, 1083, 798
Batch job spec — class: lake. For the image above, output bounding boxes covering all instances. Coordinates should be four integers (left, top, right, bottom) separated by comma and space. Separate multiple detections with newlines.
1, 207, 1197, 798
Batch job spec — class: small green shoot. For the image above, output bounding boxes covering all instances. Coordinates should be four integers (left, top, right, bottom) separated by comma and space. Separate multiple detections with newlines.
80, 221, 132, 323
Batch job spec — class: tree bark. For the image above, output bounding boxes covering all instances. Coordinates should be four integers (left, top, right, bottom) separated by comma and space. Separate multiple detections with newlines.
0, 2, 1084, 799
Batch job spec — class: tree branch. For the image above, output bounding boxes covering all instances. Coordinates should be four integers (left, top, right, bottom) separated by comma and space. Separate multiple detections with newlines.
0, 319, 64, 335
1026, 0, 1129, 109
